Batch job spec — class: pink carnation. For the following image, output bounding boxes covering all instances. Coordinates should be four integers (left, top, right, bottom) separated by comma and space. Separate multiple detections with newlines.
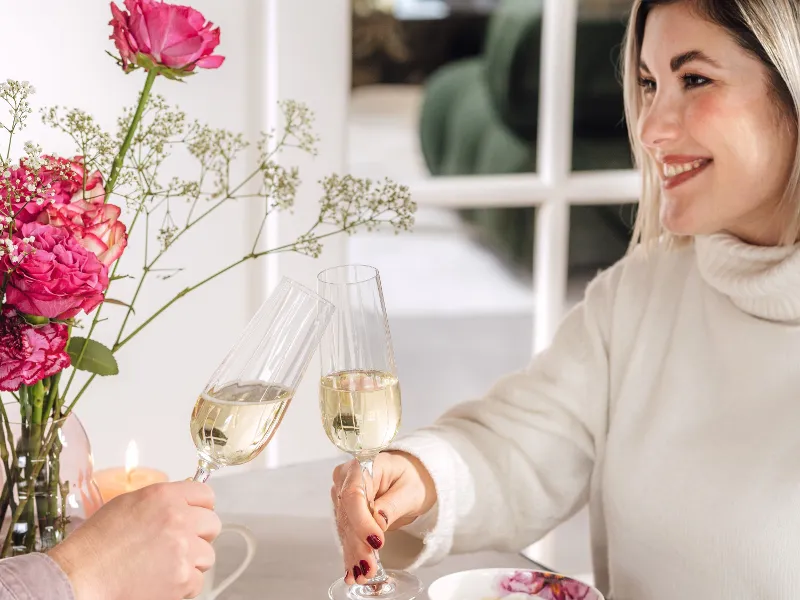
5, 223, 109, 320
109, 0, 225, 73
0, 309, 70, 392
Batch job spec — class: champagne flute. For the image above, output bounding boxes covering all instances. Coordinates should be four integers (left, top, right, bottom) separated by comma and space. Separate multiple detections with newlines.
190, 277, 335, 483
318, 265, 423, 600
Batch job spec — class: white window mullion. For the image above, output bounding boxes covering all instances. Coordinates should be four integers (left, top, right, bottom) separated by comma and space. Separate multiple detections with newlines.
528, 0, 580, 565
533, 0, 579, 353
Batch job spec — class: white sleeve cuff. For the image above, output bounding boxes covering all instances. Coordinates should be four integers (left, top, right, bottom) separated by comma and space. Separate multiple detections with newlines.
380, 430, 473, 570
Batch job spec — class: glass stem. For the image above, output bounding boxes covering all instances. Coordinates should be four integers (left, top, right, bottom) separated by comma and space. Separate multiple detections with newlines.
360, 457, 389, 587
192, 458, 217, 483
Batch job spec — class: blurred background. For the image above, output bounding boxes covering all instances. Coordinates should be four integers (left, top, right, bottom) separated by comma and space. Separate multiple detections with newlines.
1, 0, 640, 578
348, 0, 636, 430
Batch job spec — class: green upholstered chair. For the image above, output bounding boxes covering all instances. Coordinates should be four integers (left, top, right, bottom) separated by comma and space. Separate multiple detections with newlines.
418, 0, 636, 272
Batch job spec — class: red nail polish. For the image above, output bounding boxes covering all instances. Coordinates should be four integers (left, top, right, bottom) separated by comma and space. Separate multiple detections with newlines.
378, 510, 389, 524
360, 560, 370, 575
353, 565, 362, 579
367, 534, 383, 549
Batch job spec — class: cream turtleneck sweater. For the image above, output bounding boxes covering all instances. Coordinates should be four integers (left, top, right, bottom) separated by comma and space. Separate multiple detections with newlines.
384, 234, 800, 600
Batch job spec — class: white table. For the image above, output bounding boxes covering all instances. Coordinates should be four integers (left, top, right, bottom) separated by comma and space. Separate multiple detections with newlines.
211, 459, 546, 599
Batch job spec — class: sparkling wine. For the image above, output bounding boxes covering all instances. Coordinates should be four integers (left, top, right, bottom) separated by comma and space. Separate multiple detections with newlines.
191, 380, 292, 467
319, 370, 401, 456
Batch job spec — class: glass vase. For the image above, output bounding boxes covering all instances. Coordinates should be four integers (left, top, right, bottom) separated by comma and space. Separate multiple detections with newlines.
0, 402, 103, 557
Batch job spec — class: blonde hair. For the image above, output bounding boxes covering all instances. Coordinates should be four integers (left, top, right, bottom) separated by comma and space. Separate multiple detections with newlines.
622, 0, 800, 251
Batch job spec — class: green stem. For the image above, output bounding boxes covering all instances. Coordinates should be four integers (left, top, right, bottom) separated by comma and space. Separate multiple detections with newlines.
251, 200, 269, 254
113, 210, 152, 348
114, 266, 148, 348
31, 381, 44, 427
113, 254, 251, 352
60, 201, 148, 403
64, 375, 95, 417
112, 228, 342, 352
42, 373, 60, 421
13, 406, 34, 553
0, 401, 13, 538
106, 69, 157, 198
1, 420, 60, 556
46, 432, 63, 547
0, 402, 18, 485
17, 386, 28, 422
108, 144, 289, 352
27, 383, 45, 552
5, 111, 17, 163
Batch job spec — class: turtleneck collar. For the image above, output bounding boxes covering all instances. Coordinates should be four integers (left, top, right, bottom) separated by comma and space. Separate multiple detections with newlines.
694, 232, 800, 323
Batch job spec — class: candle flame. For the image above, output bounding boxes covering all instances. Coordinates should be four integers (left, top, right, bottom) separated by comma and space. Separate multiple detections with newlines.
125, 440, 139, 476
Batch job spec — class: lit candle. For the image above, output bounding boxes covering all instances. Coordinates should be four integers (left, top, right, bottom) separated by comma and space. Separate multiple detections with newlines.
94, 440, 168, 502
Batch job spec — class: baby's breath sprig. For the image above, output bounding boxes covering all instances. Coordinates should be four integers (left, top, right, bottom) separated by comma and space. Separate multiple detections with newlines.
0, 79, 417, 376
41, 106, 116, 176
0, 80, 35, 163
106, 98, 416, 352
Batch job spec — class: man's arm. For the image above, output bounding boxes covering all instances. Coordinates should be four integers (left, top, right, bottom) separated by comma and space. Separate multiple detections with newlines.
0, 554, 74, 600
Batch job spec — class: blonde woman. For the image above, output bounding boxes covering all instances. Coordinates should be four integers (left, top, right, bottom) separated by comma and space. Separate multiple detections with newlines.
331, 1, 800, 598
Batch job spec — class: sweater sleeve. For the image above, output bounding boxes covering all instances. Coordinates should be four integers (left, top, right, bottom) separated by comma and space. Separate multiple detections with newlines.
381, 262, 620, 570
0, 554, 75, 600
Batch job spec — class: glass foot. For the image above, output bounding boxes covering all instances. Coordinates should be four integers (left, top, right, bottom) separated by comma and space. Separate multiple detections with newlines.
328, 569, 424, 600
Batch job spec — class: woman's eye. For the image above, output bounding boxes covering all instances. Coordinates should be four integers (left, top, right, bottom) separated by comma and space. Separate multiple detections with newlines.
682, 74, 711, 88
638, 76, 656, 93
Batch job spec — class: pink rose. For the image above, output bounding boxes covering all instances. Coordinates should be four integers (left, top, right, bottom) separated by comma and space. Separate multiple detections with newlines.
109, 0, 225, 73
40, 202, 127, 268
36, 162, 128, 267
6, 223, 109, 320
0, 309, 70, 392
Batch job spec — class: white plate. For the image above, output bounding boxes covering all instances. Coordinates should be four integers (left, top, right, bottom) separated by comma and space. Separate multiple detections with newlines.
427, 568, 604, 600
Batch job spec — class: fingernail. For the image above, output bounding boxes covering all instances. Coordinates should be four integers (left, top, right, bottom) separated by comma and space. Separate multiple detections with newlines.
360, 560, 370, 575
353, 565, 362, 579
367, 534, 383, 549
378, 510, 389, 525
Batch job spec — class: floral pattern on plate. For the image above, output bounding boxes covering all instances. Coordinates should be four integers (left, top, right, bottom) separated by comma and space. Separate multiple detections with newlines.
482, 570, 601, 600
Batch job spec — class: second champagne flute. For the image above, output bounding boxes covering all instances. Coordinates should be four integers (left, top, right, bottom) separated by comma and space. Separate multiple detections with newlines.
318, 264, 423, 600
190, 277, 335, 482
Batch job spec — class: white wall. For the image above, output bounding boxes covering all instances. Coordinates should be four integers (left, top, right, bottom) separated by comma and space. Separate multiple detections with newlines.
0, 0, 348, 479
259, 0, 351, 468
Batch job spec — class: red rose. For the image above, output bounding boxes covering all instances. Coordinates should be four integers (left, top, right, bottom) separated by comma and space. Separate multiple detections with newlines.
0, 309, 70, 392
6, 223, 109, 319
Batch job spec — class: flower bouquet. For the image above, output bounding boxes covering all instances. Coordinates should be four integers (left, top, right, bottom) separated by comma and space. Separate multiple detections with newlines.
0, 0, 414, 557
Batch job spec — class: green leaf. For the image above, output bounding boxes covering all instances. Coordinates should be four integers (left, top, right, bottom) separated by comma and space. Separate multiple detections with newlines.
102, 298, 135, 314
67, 338, 119, 376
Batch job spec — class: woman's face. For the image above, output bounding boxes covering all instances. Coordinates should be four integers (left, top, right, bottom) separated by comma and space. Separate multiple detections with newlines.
638, 3, 797, 245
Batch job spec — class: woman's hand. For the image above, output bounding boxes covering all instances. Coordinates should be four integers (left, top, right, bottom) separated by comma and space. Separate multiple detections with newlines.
331, 451, 437, 585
